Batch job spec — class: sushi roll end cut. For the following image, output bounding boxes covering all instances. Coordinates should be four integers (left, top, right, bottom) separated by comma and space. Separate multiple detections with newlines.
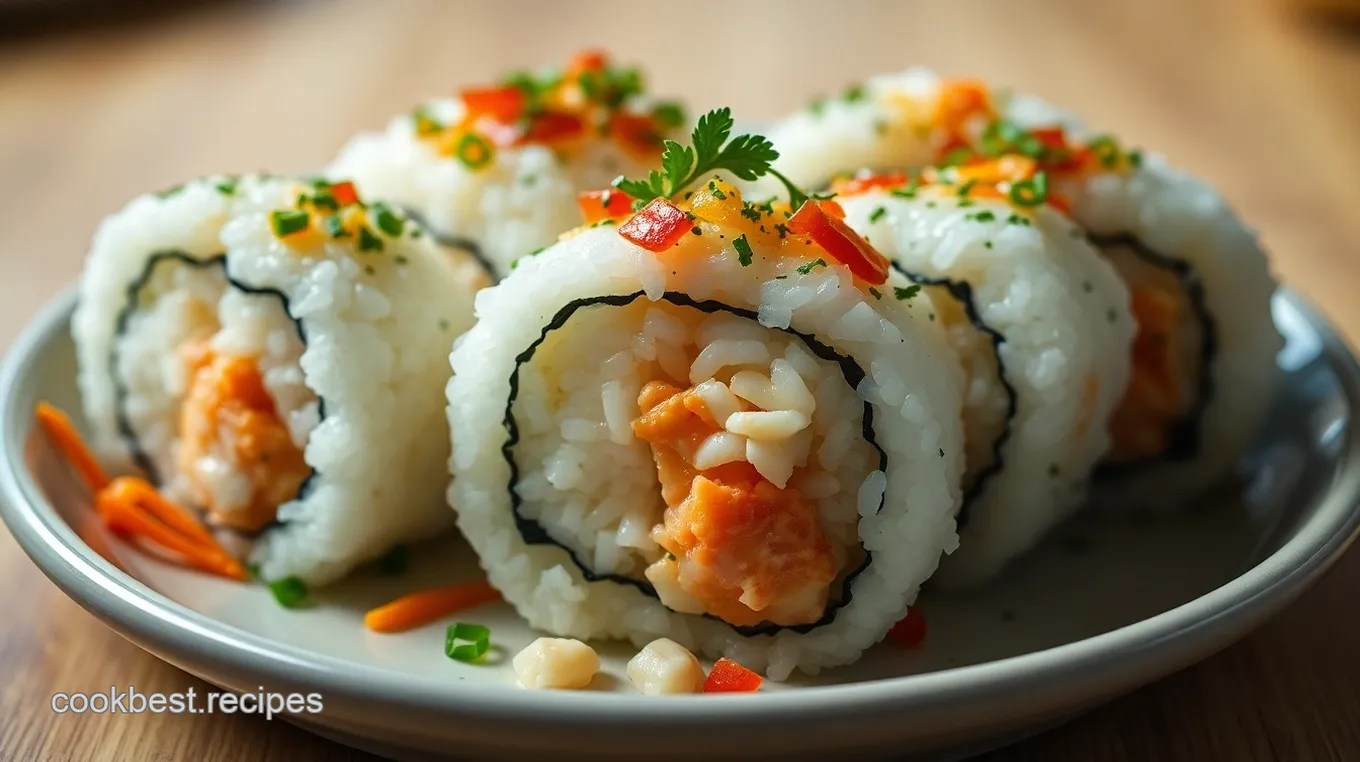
327, 50, 689, 279
447, 109, 968, 679
72, 175, 487, 587
760, 70, 1283, 517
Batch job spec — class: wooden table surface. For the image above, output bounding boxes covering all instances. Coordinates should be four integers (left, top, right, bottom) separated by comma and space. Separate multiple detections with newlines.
1, 0, 1358, 759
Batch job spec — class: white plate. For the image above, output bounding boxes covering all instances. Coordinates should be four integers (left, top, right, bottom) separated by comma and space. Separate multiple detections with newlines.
2, 288, 1358, 762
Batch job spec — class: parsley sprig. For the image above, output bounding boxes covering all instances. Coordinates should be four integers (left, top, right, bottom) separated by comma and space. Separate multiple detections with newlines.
612, 107, 811, 206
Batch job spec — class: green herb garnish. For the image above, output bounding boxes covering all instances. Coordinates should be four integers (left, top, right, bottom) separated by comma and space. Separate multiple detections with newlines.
268, 576, 309, 608
270, 209, 310, 237
1008, 172, 1048, 207
868, 206, 886, 223
613, 107, 778, 202
796, 258, 827, 274
843, 84, 866, 102
374, 205, 405, 237
733, 234, 754, 267
445, 622, 491, 663
1005, 212, 1032, 226
412, 105, 444, 137
455, 133, 494, 170
322, 215, 348, 238
970, 210, 997, 223
894, 284, 922, 301
652, 101, 687, 129
214, 177, 239, 196
357, 225, 384, 252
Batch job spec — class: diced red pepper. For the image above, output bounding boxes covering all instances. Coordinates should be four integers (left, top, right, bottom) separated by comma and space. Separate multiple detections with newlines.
619, 198, 693, 252
567, 49, 609, 77
1047, 190, 1073, 214
519, 109, 586, 146
460, 86, 527, 123
328, 181, 359, 207
1030, 127, 1085, 172
832, 172, 910, 197
787, 200, 890, 285
1030, 127, 1069, 151
607, 112, 664, 157
886, 606, 927, 648
703, 658, 762, 693
577, 189, 634, 224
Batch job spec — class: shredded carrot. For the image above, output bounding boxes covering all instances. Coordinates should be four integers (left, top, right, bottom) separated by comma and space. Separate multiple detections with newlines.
101, 476, 219, 549
96, 490, 247, 581
35, 402, 247, 582
35, 402, 110, 492
364, 581, 501, 633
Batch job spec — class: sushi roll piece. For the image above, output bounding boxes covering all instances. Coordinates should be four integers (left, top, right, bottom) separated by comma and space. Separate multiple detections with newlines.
327, 50, 688, 278
832, 168, 1134, 587
72, 174, 487, 586
762, 70, 1283, 511
446, 111, 967, 679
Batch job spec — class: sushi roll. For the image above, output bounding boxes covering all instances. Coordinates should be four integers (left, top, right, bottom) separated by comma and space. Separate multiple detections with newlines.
761, 70, 1282, 511
72, 174, 487, 586
447, 110, 967, 679
832, 168, 1134, 587
327, 50, 688, 278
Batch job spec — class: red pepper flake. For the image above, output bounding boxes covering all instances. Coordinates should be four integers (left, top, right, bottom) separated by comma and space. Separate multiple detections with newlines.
460, 85, 528, 123
833, 172, 910, 197
329, 181, 359, 207
787, 200, 890, 285
619, 198, 693, 252
519, 109, 586, 146
577, 189, 633, 224
886, 606, 927, 648
703, 658, 762, 693
607, 112, 664, 157
566, 49, 609, 78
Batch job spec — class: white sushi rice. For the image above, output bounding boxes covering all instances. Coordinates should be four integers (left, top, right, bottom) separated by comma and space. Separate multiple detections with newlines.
73, 175, 487, 586
326, 98, 659, 278
447, 221, 967, 680
761, 67, 1283, 512
841, 188, 1134, 587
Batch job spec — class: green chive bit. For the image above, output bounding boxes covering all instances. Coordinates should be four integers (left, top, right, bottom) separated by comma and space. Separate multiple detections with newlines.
445, 623, 491, 662
376, 544, 409, 575
868, 206, 886, 223
733, 234, 754, 267
322, 215, 348, 238
894, 284, 922, 301
374, 205, 405, 237
270, 209, 310, 237
358, 226, 384, 252
972, 210, 997, 223
214, 177, 239, 196
455, 133, 494, 170
796, 258, 827, 274
268, 576, 309, 608
1008, 172, 1049, 207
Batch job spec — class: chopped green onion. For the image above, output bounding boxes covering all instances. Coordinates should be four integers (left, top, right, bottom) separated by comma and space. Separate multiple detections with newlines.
868, 206, 886, 223
376, 544, 409, 575
957, 179, 977, 197
843, 84, 866, 102
374, 205, 405, 237
322, 215, 349, 238
890, 178, 920, 199
268, 576, 309, 608
309, 187, 338, 211
652, 101, 687, 129
154, 183, 186, 199
455, 133, 494, 170
412, 105, 444, 137
1127, 149, 1144, 168
1008, 172, 1048, 207
708, 181, 727, 200
1005, 213, 1032, 226
270, 209, 311, 237
940, 147, 974, 167
357, 225, 384, 252
445, 622, 491, 662
796, 258, 827, 274
733, 234, 754, 267
1085, 135, 1121, 169
214, 178, 239, 196
970, 210, 997, 223
894, 284, 922, 301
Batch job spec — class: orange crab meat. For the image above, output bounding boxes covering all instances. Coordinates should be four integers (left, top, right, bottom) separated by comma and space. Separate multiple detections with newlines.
1109, 287, 1186, 461
632, 381, 837, 627
176, 343, 310, 532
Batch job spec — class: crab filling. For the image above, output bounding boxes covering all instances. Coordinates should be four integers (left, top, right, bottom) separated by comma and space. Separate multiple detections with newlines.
1101, 241, 1205, 463
510, 299, 877, 628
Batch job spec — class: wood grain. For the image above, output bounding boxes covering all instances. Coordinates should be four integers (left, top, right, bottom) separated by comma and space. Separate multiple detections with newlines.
0, 0, 1357, 759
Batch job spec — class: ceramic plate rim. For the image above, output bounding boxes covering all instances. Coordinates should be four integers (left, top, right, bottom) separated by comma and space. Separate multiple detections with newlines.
3, 286, 1359, 727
